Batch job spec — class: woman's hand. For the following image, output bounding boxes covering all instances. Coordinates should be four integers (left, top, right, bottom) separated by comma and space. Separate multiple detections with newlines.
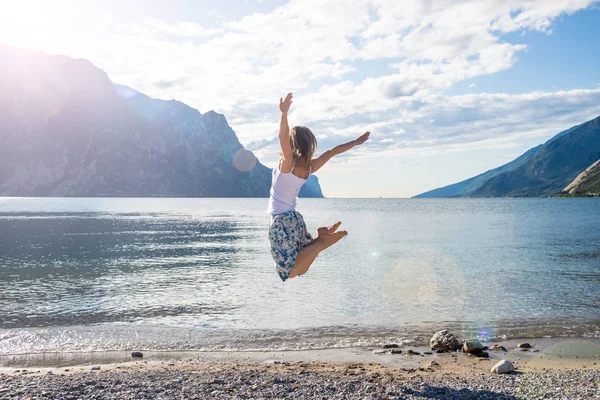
354, 131, 370, 145
312, 131, 371, 173
279, 92, 293, 114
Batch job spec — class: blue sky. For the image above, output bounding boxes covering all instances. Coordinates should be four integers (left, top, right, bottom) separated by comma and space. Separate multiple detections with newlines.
1, 0, 599, 197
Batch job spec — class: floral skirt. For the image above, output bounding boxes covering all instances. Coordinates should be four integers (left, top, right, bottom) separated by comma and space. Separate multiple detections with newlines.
269, 211, 313, 281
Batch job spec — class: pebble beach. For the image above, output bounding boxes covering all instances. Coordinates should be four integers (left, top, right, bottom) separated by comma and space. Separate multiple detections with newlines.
2, 337, 599, 400
1, 359, 598, 399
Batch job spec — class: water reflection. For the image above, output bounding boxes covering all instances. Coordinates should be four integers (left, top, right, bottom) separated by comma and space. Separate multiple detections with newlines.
0, 211, 246, 328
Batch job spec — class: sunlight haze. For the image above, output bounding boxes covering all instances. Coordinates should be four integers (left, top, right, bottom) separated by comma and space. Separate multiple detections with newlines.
1, 0, 599, 197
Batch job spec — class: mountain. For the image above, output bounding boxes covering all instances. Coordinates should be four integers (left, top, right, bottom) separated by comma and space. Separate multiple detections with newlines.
556, 159, 600, 197
473, 116, 600, 197
414, 117, 599, 198
0, 45, 323, 198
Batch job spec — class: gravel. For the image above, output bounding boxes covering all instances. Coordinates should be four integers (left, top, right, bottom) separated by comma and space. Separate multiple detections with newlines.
0, 367, 598, 399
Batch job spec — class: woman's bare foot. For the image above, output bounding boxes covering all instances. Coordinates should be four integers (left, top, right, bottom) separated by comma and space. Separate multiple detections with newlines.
317, 221, 341, 238
320, 230, 347, 249
316, 221, 347, 250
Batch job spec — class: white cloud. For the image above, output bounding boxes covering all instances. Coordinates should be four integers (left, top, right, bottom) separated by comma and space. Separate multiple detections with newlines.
71, 0, 593, 147
141, 17, 223, 38
380, 88, 600, 153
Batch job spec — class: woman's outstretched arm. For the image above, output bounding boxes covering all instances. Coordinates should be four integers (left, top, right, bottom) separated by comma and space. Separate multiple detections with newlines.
311, 131, 370, 173
278, 93, 294, 165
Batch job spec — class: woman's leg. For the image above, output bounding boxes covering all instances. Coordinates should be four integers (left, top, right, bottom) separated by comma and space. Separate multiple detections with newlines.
288, 222, 346, 279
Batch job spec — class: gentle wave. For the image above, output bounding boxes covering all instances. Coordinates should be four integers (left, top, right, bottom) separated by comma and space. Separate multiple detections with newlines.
1, 319, 599, 355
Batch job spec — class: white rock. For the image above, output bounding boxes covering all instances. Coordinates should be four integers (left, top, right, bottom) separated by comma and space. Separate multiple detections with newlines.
491, 360, 514, 374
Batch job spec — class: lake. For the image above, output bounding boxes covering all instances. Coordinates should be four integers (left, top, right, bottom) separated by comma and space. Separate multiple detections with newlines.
1, 197, 599, 354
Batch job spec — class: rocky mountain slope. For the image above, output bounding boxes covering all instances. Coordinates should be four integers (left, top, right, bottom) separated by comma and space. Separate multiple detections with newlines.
556, 159, 600, 197
0, 45, 323, 198
472, 116, 600, 197
414, 117, 599, 198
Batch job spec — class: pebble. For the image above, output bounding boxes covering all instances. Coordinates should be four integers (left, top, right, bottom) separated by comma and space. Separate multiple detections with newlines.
382, 344, 399, 349
390, 349, 403, 354
407, 350, 420, 355
131, 351, 144, 358
517, 343, 533, 349
91, 366, 101, 371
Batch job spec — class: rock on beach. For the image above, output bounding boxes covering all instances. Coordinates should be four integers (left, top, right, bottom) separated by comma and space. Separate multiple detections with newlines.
429, 330, 461, 352
462, 340, 485, 354
491, 360, 514, 374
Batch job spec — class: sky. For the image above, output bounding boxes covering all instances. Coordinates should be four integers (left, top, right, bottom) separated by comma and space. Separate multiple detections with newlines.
0, 0, 599, 197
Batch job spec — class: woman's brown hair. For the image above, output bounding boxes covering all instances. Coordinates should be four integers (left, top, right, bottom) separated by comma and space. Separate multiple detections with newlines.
290, 126, 317, 167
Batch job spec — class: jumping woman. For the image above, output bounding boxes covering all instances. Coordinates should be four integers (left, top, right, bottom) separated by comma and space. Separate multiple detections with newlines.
267, 92, 370, 281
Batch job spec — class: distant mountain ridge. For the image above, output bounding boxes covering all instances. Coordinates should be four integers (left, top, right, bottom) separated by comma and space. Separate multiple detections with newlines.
414, 116, 600, 198
413, 144, 542, 198
0, 45, 323, 198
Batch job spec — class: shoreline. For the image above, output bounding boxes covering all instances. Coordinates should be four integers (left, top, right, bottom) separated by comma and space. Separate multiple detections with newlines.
2, 337, 598, 372
1, 338, 599, 399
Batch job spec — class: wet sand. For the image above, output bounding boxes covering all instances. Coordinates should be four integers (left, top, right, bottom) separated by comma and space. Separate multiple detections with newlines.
1, 337, 599, 373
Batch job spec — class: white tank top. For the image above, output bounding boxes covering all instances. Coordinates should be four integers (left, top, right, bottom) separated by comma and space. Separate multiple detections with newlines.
267, 159, 311, 215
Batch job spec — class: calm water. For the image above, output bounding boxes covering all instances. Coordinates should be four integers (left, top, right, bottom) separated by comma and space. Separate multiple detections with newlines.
1, 197, 599, 354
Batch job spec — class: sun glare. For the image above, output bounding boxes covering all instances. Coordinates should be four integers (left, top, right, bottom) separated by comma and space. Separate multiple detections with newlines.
0, 0, 73, 50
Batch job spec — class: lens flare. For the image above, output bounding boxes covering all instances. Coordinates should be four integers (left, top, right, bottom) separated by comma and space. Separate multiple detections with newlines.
233, 148, 257, 172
